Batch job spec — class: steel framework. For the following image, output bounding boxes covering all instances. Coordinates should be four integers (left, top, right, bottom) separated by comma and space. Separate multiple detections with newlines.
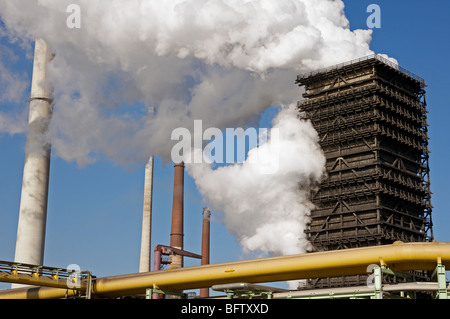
296, 54, 433, 288
212, 263, 449, 300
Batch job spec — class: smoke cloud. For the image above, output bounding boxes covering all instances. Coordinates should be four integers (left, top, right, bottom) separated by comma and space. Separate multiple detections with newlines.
0, 0, 373, 165
186, 105, 326, 258
1, 1, 375, 263
0, 42, 29, 135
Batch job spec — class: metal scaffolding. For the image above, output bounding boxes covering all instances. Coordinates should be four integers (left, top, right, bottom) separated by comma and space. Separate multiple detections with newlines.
296, 55, 433, 289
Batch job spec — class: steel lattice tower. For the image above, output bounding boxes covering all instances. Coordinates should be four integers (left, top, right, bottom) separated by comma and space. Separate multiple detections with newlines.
296, 55, 433, 288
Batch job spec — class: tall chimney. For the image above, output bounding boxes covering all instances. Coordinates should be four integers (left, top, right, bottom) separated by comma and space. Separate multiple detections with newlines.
169, 162, 184, 269
139, 156, 154, 273
13, 38, 53, 268
200, 207, 211, 298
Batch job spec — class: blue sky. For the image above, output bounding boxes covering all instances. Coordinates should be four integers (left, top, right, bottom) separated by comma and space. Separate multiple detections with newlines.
1, 0, 450, 292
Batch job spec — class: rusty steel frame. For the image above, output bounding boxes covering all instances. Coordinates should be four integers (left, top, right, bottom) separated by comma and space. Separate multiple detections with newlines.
296, 55, 433, 289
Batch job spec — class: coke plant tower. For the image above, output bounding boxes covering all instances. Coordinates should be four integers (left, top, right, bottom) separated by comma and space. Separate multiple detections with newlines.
296, 54, 433, 288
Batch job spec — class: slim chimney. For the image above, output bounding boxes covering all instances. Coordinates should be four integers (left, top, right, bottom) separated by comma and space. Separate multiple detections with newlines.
13, 38, 53, 268
169, 162, 184, 269
200, 207, 211, 298
139, 156, 154, 272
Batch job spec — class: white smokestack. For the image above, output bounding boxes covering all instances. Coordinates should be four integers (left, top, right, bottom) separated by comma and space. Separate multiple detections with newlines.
14, 38, 53, 268
139, 156, 154, 272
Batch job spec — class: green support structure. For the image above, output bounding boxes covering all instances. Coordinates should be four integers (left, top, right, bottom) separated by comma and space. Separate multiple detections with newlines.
373, 265, 383, 299
433, 263, 448, 299
379, 265, 416, 299
145, 288, 188, 299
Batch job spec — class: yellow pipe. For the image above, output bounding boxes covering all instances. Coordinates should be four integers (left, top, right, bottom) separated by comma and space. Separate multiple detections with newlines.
0, 286, 79, 299
0, 271, 85, 290
1, 242, 449, 299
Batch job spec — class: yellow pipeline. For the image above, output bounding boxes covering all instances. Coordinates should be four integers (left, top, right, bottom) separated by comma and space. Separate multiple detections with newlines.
0, 271, 85, 290
0, 286, 79, 299
1, 242, 449, 299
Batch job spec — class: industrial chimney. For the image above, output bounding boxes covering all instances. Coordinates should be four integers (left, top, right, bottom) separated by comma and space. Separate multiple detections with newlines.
200, 207, 211, 298
13, 38, 53, 268
139, 156, 154, 273
169, 162, 184, 269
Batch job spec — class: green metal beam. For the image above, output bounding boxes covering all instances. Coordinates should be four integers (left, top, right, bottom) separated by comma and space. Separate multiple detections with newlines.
433, 263, 448, 299
373, 265, 383, 299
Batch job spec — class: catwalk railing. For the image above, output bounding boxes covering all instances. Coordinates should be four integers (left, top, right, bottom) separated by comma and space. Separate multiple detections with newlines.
297, 54, 426, 86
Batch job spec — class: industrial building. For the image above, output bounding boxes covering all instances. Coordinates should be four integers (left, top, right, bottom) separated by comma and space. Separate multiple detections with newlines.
0, 39, 448, 299
296, 54, 433, 289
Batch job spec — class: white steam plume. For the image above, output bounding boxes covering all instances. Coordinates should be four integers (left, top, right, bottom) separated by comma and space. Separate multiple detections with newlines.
0, 42, 29, 135
186, 105, 326, 258
0, 0, 373, 165
1, 1, 375, 270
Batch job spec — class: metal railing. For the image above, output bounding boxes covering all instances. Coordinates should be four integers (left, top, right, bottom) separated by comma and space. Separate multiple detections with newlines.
0, 260, 93, 298
297, 54, 425, 86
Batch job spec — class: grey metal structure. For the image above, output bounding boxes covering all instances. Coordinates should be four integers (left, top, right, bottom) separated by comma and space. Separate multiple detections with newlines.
296, 54, 433, 288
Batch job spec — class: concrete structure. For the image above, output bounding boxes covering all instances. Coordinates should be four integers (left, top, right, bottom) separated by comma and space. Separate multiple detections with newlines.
296, 54, 433, 288
13, 38, 53, 268
139, 156, 154, 273
169, 162, 184, 269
